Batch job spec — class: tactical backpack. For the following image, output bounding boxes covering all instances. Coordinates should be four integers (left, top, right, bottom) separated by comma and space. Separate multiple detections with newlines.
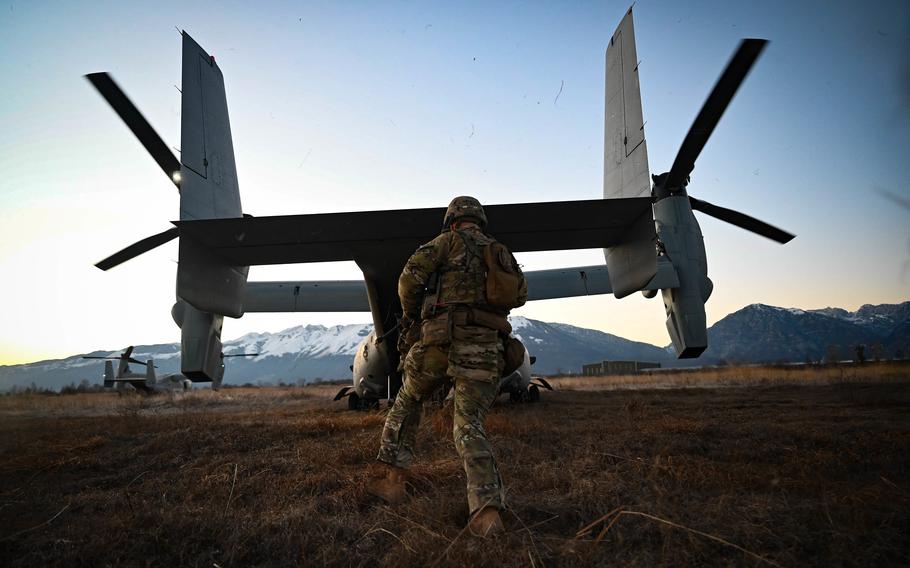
483, 241, 528, 310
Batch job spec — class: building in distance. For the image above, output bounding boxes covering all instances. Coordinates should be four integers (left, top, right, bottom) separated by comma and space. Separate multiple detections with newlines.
582, 360, 662, 376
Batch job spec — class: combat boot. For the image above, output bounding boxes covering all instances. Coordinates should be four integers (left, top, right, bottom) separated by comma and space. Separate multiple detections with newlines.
366, 464, 407, 504
467, 506, 504, 538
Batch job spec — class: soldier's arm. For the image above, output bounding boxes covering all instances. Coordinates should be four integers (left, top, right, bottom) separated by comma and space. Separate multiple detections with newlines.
398, 233, 449, 321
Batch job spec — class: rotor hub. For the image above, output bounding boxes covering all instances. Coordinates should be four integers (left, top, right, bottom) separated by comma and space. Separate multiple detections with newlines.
651, 172, 688, 202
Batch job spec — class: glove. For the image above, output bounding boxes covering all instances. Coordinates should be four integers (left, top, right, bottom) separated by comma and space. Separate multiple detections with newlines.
397, 316, 420, 361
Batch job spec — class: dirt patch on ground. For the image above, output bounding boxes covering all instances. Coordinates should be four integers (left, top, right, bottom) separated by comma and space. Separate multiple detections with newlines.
1, 378, 908, 566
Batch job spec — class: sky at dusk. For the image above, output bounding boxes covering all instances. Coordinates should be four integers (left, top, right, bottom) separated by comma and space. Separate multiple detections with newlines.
1, 1, 909, 365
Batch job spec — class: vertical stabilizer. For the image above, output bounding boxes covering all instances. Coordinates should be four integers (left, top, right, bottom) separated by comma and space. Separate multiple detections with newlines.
602, 7, 657, 297
103, 361, 115, 388
176, 31, 248, 319
179, 32, 242, 221
604, 7, 650, 199
117, 347, 133, 378
146, 360, 156, 385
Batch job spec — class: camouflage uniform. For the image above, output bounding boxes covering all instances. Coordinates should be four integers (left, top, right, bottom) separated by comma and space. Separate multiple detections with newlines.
377, 218, 509, 514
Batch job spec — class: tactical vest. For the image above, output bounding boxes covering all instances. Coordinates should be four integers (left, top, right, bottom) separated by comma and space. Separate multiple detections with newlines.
437, 229, 494, 307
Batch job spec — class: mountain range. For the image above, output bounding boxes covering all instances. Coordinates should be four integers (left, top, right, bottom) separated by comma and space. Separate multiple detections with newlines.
1, 302, 906, 392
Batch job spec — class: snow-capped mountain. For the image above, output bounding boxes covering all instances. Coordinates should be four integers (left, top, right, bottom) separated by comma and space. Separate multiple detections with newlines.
2, 302, 906, 392
0, 318, 669, 392
509, 316, 669, 373
700, 302, 909, 363
809, 303, 910, 336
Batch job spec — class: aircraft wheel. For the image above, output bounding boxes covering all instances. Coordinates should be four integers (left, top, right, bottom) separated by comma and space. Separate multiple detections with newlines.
528, 384, 541, 403
347, 392, 361, 410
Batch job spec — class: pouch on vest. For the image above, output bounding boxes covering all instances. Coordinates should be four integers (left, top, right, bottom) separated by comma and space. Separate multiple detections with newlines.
420, 313, 450, 346
483, 242, 528, 310
502, 336, 526, 377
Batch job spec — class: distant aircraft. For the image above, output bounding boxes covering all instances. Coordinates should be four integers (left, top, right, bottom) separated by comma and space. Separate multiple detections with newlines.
83, 347, 257, 393
83, 346, 189, 393
86, 6, 793, 407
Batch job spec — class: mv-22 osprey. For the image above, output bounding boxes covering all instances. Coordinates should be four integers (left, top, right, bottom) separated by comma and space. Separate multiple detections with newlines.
87, 7, 793, 407
83, 346, 257, 393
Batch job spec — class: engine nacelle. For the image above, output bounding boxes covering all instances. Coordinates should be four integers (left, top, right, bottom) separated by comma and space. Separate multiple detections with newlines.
352, 331, 394, 399
652, 193, 713, 358
172, 298, 224, 381
499, 346, 532, 394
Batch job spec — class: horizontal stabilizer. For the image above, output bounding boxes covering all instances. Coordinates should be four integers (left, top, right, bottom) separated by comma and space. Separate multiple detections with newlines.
175, 198, 655, 267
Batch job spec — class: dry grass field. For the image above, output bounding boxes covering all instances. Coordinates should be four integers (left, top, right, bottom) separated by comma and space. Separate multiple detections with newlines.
1, 365, 909, 566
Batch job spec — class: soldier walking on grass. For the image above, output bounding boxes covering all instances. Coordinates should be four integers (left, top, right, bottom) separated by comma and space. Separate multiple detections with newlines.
367, 196, 527, 538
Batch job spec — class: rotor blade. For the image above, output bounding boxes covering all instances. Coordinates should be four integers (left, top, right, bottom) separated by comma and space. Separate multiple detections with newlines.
126, 357, 149, 366
82, 356, 120, 360
85, 72, 181, 188
95, 227, 179, 270
665, 39, 768, 189
689, 196, 794, 244
222, 353, 260, 358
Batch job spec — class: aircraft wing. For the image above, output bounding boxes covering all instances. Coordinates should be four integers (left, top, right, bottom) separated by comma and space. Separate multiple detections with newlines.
175, 198, 654, 268
245, 281, 370, 312
242, 258, 678, 312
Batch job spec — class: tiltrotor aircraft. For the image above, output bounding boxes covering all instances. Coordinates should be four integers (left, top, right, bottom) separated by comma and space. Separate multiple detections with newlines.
84, 346, 191, 393
86, 7, 793, 407
84, 346, 257, 393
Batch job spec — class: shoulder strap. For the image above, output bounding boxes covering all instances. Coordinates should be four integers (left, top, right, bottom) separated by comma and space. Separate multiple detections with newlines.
455, 229, 484, 272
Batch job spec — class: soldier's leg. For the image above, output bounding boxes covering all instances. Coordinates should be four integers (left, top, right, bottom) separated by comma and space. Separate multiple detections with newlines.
448, 325, 505, 514
376, 343, 448, 468
452, 377, 503, 514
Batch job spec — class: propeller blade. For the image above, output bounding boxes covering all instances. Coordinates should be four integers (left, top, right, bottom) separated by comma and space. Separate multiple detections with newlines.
664, 39, 768, 189
689, 196, 794, 244
95, 227, 179, 270
222, 353, 260, 358
85, 72, 181, 188
127, 357, 149, 366
82, 356, 119, 360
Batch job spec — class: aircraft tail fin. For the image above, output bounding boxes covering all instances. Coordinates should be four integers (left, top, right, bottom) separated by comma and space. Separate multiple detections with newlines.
116, 346, 133, 378
176, 31, 248, 319
146, 360, 156, 385
170, 32, 249, 382
602, 7, 657, 297
103, 361, 115, 388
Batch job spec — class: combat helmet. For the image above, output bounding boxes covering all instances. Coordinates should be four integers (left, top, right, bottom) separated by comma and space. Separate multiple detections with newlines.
443, 196, 487, 228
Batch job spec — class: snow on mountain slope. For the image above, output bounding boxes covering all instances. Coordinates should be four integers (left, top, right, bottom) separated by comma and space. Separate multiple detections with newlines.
3, 302, 906, 392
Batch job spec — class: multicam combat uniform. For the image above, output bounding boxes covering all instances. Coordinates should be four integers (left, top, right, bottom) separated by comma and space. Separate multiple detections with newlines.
377, 224, 514, 514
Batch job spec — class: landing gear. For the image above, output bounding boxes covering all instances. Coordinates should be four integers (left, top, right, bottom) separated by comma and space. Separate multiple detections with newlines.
508, 385, 542, 403
345, 392, 381, 410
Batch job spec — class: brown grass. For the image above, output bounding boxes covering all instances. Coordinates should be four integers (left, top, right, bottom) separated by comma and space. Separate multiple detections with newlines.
554, 360, 910, 391
1, 372, 909, 566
